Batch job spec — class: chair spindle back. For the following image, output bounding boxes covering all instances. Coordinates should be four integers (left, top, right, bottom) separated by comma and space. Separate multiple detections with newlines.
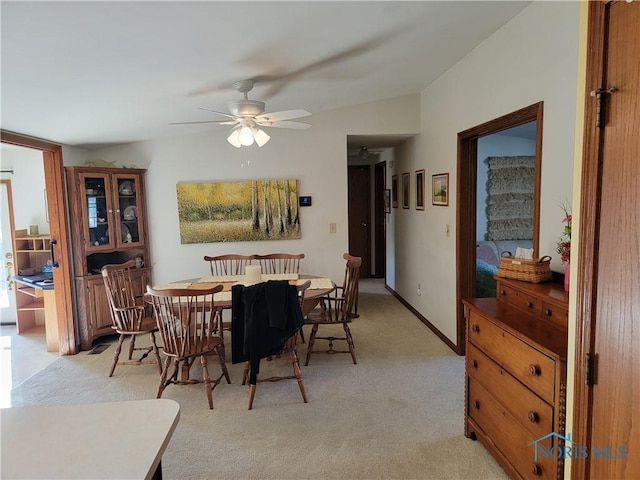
102, 260, 144, 331
204, 254, 255, 276
146, 285, 223, 358
255, 253, 305, 274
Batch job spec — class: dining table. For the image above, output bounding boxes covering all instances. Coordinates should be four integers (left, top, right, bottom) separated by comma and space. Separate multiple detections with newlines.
148, 273, 335, 381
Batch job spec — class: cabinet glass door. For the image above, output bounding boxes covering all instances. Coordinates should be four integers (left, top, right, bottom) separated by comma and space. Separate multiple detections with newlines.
113, 174, 144, 248
81, 173, 115, 252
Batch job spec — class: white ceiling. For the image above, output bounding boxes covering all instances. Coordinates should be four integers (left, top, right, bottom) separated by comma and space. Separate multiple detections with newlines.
1, 1, 530, 150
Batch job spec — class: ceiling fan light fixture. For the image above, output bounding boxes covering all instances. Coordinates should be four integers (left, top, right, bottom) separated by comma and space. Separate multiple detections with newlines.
227, 123, 270, 148
227, 128, 242, 148
238, 126, 255, 146
253, 128, 270, 147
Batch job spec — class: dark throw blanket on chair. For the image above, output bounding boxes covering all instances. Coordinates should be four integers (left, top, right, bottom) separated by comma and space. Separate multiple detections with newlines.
231, 280, 304, 384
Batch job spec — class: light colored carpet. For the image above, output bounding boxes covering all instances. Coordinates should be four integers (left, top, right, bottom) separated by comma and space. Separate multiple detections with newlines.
9, 279, 508, 480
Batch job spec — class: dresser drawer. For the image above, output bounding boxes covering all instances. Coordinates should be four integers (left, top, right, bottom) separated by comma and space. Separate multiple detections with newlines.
468, 380, 559, 480
467, 310, 557, 404
541, 301, 569, 329
497, 283, 541, 314
467, 343, 554, 440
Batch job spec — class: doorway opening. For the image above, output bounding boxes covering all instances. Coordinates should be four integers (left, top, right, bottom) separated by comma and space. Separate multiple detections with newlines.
456, 102, 543, 354
1, 131, 77, 355
346, 135, 413, 281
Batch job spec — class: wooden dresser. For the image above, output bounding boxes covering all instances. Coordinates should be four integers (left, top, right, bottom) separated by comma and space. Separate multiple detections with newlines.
463, 278, 568, 480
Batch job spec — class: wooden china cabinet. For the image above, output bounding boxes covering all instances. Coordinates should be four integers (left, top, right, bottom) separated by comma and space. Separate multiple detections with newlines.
65, 167, 152, 350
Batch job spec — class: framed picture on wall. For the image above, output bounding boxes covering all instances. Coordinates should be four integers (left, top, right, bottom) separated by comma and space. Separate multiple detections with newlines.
391, 175, 398, 208
384, 189, 391, 214
432, 173, 449, 206
402, 172, 410, 209
415, 169, 425, 210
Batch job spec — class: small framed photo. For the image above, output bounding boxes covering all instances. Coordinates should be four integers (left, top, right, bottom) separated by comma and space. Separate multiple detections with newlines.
432, 173, 449, 206
415, 169, 425, 210
391, 175, 399, 208
402, 172, 410, 209
384, 189, 391, 214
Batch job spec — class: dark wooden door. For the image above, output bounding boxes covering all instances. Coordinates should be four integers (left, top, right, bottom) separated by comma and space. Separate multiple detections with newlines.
575, 2, 640, 478
348, 166, 371, 277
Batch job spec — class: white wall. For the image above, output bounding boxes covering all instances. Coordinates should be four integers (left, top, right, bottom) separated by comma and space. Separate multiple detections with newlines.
389, 1, 580, 344
88, 94, 421, 285
0, 148, 48, 234
58, 1, 581, 350
476, 133, 536, 240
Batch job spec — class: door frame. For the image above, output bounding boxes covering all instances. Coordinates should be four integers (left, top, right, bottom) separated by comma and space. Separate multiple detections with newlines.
374, 161, 386, 278
455, 102, 543, 354
571, 3, 610, 477
1, 130, 77, 354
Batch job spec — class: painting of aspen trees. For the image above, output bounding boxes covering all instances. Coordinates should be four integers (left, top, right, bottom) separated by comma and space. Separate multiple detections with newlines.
176, 179, 301, 243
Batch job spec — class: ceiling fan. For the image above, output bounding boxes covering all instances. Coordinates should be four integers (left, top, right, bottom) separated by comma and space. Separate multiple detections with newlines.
171, 79, 311, 148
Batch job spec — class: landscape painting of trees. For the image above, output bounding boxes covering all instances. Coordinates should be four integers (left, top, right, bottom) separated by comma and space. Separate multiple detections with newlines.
176, 179, 301, 243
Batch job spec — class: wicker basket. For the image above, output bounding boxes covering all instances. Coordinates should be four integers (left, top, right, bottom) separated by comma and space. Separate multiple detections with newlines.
496, 252, 553, 283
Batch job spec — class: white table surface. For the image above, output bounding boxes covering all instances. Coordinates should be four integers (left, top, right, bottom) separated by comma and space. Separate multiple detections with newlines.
1, 399, 180, 480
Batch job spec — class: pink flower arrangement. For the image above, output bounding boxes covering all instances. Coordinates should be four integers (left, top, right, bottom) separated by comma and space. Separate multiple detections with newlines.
556, 204, 572, 263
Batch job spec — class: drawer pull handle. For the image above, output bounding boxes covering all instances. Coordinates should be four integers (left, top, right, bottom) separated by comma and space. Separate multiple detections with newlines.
526, 301, 533, 308
544, 309, 552, 316
472, 360, 478, 369
531, 464, 542, 476
529, 364, 541, 376
474, 400, 480, 409
472, 324, 480, 333
500, 290, 506, 296
528, 411, 539, 423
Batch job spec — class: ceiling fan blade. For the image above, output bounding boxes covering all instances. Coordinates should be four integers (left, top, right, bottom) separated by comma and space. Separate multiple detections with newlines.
198, 107, 237, 119
189, 74, 281, 97
169, 120, 237, 126
255, 109, 311, 123
263, 30, 398, 99
258, 120, 312, 130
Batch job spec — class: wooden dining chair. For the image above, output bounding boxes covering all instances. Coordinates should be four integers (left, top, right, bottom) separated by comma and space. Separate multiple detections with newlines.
203, 254, 255, 276
231, 280, 307, 409
255, 253, 305, 274
304, 253, 362, 366
241, 280, 311, 410
101, 260, 162, 377
146, 285, 230, 409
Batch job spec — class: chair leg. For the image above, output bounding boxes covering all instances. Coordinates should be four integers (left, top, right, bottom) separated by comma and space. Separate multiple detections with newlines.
343, 323, 357, 364
242, 361, 250, 385
150, 331, 163, 374
109, 334, 125, 377
298, 326, 306, 344
128, 333, 136, 360
290, 349, 308, 403
305, 324, 319, 366
213, 308, 226, 361
157, 356, 172, 399
248, 384, 256, 410
215, 345, 231, 384
200, 355, 214, 410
